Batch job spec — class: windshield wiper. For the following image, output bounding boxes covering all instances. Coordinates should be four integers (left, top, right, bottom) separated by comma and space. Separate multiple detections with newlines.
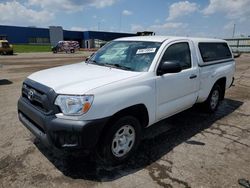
87, 61, 132, 70
87, 59, 106, 67
104, 63, 132, 70
87, 59, 98, 64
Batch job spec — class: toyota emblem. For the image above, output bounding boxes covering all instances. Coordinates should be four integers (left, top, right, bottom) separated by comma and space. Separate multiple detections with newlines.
28, 89, 34, 101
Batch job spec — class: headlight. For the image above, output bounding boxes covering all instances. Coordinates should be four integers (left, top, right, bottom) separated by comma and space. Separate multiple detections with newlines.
55, 95, 94, 116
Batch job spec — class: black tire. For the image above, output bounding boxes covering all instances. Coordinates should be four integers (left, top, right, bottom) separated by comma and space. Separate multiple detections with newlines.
70, 49, 75, 53
9, 51, 13, 55
203, 84, 221, 113
99, 116, 141, 165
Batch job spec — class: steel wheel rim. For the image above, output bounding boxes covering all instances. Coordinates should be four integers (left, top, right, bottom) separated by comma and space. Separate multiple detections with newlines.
111, 125, 136, 158
210, 89, 219, 110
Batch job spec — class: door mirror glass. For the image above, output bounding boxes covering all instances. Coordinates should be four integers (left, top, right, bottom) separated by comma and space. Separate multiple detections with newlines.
157, 61, 182, 76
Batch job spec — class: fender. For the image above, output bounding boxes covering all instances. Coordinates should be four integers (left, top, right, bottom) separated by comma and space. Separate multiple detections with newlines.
81, 74, 157, 125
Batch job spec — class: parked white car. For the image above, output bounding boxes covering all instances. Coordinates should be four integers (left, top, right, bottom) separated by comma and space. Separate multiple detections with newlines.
18, 36, 235, 164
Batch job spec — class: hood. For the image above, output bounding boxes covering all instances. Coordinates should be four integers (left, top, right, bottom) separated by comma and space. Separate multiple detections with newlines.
28, 62, 142, 95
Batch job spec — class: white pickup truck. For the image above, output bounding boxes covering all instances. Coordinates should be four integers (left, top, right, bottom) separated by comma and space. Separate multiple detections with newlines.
18, 36, 235, 164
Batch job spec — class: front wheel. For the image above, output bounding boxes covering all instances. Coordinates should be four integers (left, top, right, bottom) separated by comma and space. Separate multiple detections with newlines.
203, 84, 221, 113
99, 116, 141, 165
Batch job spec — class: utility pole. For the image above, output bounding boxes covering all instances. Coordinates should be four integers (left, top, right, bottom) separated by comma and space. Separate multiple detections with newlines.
232, 23, 236, 38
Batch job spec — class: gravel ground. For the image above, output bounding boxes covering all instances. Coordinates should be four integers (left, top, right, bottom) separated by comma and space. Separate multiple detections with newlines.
0, 52, 249, 188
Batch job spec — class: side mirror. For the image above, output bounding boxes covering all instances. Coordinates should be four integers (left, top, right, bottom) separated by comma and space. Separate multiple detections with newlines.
157, 61, 182, 76
233, 52, 241, 58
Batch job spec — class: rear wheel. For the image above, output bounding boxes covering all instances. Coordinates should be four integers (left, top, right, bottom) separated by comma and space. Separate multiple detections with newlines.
99, 116, 141, 165
203, 84, 221, 113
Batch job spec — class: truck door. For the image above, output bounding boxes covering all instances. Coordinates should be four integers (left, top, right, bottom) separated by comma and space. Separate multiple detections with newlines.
156, 41, 199, 120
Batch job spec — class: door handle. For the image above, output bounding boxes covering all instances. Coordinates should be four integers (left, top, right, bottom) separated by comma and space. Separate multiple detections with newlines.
189, 74, 197, 79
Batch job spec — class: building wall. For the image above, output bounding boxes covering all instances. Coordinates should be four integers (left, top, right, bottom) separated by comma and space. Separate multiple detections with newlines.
86, 31, 136, 41
64, 30, 83, 47
49, 26, 63, 47
0, 25, 137, 48
82, 31, 136, 48
0, 25, 49, 44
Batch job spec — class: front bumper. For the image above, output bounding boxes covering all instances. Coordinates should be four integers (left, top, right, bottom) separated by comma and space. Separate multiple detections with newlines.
18, 97, 109, 151
0, 49, 13, 55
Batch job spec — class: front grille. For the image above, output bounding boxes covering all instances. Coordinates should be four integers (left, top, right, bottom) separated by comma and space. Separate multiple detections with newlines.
21, 79, 59, 114
22, 84, 48, 112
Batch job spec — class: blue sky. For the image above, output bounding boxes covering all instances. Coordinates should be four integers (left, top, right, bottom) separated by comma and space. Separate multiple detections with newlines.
0, 0, 249, 38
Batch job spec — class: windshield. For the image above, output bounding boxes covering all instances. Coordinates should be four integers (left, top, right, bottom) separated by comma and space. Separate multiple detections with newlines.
89, 41, 162, 72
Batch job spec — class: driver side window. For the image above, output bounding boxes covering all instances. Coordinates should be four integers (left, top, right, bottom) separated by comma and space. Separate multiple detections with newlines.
161, 42, 191, 70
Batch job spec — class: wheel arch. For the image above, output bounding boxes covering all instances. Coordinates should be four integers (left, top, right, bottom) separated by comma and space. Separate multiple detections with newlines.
106, 104, 149, 129
97, 104, 148, 145
214, 77, 226, 100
